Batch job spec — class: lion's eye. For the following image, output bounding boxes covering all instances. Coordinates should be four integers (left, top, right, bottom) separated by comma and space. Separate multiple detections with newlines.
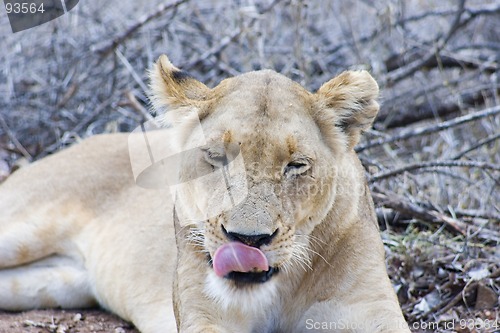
203, 149, 228, 168
202, 143, 240, 170
284, 160, 310, 177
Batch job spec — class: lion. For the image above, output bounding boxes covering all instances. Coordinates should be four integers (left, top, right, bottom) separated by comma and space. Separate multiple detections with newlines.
0, 55, 410, 333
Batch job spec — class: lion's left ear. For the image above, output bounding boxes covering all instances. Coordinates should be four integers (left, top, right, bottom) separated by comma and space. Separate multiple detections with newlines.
314, 70, 379, 149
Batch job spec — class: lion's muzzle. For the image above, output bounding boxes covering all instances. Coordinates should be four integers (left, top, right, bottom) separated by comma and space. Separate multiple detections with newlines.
213, 242, 269, 277
212, 227, 280, 284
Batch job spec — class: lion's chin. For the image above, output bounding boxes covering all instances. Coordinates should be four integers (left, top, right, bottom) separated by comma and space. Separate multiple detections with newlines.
204, 272, 279, 312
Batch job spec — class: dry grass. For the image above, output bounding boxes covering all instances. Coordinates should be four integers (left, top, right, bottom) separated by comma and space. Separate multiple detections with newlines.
0, 0, 499, 332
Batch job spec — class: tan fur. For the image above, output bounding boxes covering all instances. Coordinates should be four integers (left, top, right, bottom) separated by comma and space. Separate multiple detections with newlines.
0, 55, 410, 333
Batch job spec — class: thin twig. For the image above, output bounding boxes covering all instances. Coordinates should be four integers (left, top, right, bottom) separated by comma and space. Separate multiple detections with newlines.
372, 187, 500, 242
415, 266, 500, 321
453, 208, 500, 222
34, 98, 115, 159
71, 98, 115, 134
356, 105, 500, 152
56, 82, 78, 108
414, 281, 476, 321
183, 30, 242, 70
371, 188, 466, 235
444, 0, 467, 45
323, 3, 500, 67
369, 160, 500, 183
396, 3, 500, 28
115, 49, 149, 93
124, 90, 155, 122
451, 132, 500, 160
378, 82, 499, 129
383, 0, 466, 86
181, 0, 283, 71
0, 113, 32, 160
93, 0, 190, 57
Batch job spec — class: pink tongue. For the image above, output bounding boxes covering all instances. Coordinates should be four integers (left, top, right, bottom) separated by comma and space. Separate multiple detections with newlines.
213, 242, 269, 277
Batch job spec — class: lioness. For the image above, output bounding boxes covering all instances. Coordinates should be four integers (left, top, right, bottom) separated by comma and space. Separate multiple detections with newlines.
0, 55, 410, 333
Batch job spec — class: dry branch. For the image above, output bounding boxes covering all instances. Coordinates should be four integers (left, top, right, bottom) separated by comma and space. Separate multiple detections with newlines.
71, 99, 115, 134
115, 49, 149, 93
431, 268, 500, 317
0, 113, 32, 160
372, 188, 467, 235
413, 281, 476, 321
123, 90, 155, 122
369, 160, 500, 184
56, 83, 78, 108
395, 2, 500, 27
92, 0, 190, 57
378, 85, 500, 129
372, 188, 500, 243
451, 133, 500, 160
181, 0, 282, 71
324, 3, 500, 72
453, 208, 500, 222
382, 0, 466, 86
182, 30, 243, 70
382, 2, 500, 86
384, 48, 498, 74
357, 105, 500, 152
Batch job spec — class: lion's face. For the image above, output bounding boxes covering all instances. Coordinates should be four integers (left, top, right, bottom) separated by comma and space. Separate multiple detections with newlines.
178, 72, 340, 283
149, 55, 379, 299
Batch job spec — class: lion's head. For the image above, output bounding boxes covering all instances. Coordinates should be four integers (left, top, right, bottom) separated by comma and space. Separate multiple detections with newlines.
148, 55, 379, 308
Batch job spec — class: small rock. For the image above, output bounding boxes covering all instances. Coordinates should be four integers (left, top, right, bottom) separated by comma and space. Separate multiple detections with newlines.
414, 298, 430, 313
73, 313, 82, 322
115, 327, 126, 333
56, 324, 68, 333
475, 282, 498, 309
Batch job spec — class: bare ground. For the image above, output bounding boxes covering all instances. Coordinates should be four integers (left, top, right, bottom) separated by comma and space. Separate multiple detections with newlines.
0, 309, 139, 333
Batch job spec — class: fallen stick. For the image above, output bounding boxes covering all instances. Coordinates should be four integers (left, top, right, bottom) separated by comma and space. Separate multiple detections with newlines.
372, 188, 500, 242
369, 160, 500, 183
371, 188, 466, 235
356, 105, 500, 152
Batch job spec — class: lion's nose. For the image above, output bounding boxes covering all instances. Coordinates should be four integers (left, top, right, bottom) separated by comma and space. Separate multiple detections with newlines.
222, 225, 278, 248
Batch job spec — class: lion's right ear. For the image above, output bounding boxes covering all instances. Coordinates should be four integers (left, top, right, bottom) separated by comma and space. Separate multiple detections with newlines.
314, 70, 379, 150
149, 55, 211, 115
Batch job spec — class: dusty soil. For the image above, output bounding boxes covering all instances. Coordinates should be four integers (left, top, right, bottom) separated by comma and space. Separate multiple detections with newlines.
0, 309, 139, 333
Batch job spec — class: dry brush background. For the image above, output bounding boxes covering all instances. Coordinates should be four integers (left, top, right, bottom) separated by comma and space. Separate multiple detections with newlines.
0, 0, 499, 332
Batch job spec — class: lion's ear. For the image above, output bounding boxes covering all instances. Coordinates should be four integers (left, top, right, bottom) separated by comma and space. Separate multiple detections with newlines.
149, 55, 211, 114
314, 70, 379, 149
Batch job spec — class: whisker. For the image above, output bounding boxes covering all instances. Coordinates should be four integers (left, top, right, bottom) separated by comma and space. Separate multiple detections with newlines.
292, 234, 331, 268
186, 227, 207, 251
288, 242, 312, 272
